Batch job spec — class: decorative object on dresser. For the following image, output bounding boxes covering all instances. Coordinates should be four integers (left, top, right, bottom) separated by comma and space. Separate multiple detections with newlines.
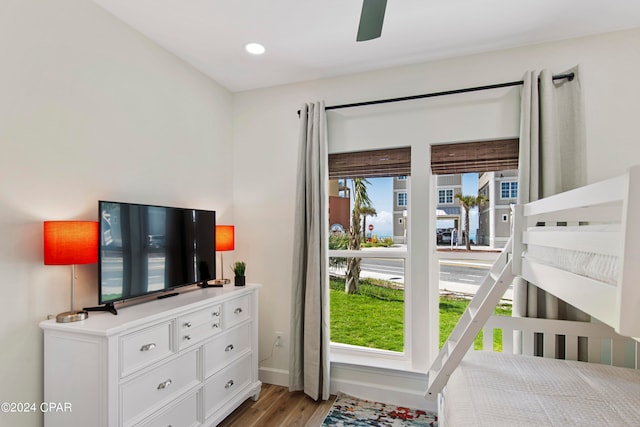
43, 221, 99, 323
231, 261, 246, 287
213, 225, 235, 285
40, 284, 262, 426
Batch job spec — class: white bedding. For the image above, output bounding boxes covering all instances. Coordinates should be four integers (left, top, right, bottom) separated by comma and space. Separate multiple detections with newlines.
524, 224, 621, 286
525, 245, 619, 286
443, 351, 640, 426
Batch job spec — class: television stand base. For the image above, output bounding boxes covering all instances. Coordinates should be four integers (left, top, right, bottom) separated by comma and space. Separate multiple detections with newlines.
199, 281, 223, 288
84, 302, 118, 315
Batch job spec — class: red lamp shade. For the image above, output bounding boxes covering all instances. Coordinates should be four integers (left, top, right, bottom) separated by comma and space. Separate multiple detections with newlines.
44, 221, 99, 265
216, 225, 235, 252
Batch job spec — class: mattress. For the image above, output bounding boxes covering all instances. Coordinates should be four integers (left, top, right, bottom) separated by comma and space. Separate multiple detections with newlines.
525, 245, 619, 286
524, 225, 620, 286
442, 351, 640, 426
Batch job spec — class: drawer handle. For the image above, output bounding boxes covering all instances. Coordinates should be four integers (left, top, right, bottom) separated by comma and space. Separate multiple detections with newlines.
234, 307, 243, 314
225, 344, 234, 352
140, 343, 156, 352
184, 335, 192, 341
157, 379, 172, 390
212, 323, 220, 329
225, 379, 234, 389
184, 321, 192, 328
212, 310, 220, 317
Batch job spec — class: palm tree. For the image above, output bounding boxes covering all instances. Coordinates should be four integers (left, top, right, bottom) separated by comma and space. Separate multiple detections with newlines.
360, 206, 377, 242
345, 178, 372, 294
454, 193, 487, 251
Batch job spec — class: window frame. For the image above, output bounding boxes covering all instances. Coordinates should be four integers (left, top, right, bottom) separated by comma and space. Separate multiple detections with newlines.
397, 191, 408, 207
327, 145, 433, 373
438, 188, 454, 204
500, 180, 518, 199
327, 162, 414, 368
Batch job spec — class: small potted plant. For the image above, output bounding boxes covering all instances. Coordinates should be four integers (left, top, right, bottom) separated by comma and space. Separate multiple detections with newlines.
231, 261, 246, 286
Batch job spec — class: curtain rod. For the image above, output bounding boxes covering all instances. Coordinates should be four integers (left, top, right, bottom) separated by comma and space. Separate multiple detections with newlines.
297, 72, 574, 116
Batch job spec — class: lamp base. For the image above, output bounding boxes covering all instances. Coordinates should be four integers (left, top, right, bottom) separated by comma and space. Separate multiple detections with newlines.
56, 310, 88, 323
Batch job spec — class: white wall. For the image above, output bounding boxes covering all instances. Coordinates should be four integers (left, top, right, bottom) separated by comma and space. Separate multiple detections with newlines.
0, 1, 233, 425
233, 28, 640, 392
3, 0, 640, 419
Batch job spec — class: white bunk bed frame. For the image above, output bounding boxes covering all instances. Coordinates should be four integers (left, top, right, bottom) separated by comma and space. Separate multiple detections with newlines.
426, 165, 640, 422
512, 165, 640, 338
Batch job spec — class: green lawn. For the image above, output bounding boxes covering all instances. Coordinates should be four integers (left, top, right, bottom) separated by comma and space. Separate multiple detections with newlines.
439, 295, 512, 351
330, 279, 404, 351
329, 278, 511, 352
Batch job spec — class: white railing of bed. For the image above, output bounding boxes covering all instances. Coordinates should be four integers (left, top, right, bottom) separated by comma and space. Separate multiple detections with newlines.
480, 315, 639, 369
512, 165, 640, 338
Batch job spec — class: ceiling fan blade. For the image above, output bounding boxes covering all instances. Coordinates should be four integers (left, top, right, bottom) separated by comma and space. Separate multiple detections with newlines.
356, 0, 387, 42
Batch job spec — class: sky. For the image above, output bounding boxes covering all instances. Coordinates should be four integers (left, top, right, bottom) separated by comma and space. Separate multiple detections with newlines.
461, 173, 480, 239
365, 177, 393, 237
360, 173, 480, 239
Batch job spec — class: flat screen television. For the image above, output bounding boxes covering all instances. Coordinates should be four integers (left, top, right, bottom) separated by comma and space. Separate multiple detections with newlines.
96, 200, 216, 312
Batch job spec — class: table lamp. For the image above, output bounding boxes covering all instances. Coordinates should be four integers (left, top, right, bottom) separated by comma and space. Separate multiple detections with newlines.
44, 221, 99, 323
215, 225, 234, 284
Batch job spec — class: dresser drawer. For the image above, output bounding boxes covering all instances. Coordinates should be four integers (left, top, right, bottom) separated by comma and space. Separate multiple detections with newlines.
134, 390, 200, 427
121, 350, 200, 426
204, 323, 251, 378
203, 354, 252, 419
223, 295, 250, 328
121, 321, 173, 377
177, 304, 222, 350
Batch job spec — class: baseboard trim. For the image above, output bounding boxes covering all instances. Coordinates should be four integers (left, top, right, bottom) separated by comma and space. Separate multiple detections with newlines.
329, 364, 435, 412
259, 365, 437, 413
259, 366, 289, 387
330, 377, 435, 411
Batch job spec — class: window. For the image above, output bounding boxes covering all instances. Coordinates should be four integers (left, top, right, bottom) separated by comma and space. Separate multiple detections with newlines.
397, 192, 407, 207
327, 148, 410, 364
501, 181, 518, 199
438, 189, 454, 204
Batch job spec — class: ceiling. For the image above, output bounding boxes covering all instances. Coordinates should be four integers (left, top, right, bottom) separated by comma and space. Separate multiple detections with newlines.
92, 0, 640, 92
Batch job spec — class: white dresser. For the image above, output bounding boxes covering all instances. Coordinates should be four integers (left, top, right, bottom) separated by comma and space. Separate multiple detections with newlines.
40, 284, 261, 427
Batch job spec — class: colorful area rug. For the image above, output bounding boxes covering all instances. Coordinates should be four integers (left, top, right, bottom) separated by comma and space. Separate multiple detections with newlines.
322, 393, 438, 426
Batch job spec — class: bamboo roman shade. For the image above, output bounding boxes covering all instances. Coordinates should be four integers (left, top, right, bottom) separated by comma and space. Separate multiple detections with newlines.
431, 139, 519, 175
328, 147, 411, 179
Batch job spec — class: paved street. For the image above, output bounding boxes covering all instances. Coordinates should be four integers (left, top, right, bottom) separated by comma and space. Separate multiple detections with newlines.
360, 258, 491, 285
334, 255, 513, 301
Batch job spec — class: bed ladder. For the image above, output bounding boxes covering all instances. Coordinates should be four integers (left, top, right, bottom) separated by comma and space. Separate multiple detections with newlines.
426, 237, 515, 400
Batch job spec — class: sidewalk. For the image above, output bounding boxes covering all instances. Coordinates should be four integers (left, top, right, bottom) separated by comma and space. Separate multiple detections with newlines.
439, 279, 513, 302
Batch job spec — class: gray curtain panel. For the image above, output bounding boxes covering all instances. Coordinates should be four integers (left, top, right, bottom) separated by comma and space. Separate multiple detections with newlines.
514, 66, 590, 356
289, 102, 330, 400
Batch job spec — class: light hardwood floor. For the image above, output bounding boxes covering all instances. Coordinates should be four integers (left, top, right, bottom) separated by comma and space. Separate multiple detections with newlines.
218, 384, 336, 427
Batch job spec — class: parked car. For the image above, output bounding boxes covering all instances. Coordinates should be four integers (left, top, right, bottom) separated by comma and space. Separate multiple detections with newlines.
436, 228, 452, 244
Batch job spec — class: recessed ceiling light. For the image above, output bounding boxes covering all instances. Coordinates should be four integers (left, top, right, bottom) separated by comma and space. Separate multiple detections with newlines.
245, 43, 266, 55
